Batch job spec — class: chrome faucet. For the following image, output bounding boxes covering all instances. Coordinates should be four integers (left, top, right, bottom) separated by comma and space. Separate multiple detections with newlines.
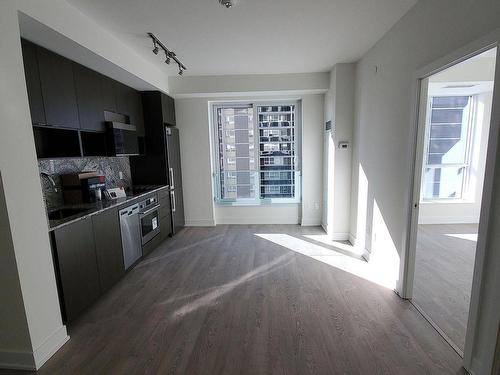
40, 172, 58, 193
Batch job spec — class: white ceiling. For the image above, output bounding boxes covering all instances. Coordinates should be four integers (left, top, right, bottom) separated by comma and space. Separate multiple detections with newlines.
66, 0, 416, 77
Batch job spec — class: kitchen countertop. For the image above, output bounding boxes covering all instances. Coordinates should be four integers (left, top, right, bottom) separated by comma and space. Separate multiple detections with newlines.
47, 185, 169, 231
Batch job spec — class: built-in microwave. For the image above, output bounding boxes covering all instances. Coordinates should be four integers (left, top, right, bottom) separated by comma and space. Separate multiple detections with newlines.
106, 121, 139, 156
139, 195, 161, 245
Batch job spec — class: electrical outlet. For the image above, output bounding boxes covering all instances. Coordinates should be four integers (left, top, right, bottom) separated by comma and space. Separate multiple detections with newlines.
119, 171, 124, 180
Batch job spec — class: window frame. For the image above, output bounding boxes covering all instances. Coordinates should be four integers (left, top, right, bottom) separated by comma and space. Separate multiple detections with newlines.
211, 100, 302, 206
420, 94, 476, 202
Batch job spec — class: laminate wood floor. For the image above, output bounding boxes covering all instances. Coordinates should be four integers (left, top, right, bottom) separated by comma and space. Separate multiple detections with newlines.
413, 223, 478, 353
2, 225, 465, 375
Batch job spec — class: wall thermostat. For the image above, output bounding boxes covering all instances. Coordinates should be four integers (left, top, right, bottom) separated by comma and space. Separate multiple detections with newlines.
338, 141, 349, 149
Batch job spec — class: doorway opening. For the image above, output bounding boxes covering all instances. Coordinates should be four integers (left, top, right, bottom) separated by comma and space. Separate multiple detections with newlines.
411, 48, 497, 356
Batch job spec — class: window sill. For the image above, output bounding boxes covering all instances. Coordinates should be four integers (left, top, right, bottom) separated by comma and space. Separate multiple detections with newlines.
420, 199, 476, 205
216, 199, 301, 207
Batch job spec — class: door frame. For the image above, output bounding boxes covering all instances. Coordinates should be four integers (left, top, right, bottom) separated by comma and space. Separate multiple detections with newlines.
401, 27, 500, 369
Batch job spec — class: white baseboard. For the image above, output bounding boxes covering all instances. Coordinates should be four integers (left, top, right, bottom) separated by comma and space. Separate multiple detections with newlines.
0, 325, 68, 371
348, 233, 356, 246
301, 218, 322, 226
347, 234, 371, 261
185, 219, 216, 227
331, 232, 349, 241
217, 217, 300, 225
33, 325, 69, 369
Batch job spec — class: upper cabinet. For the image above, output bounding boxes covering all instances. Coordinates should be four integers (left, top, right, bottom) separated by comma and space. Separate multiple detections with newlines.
21, 40, 46, 126
21, 39, 147, 158
115, 82, 145, 136
161, 93, 176, 126
100, 76, 117, 114
74, 64, 105, 132
37, 46, 80, 129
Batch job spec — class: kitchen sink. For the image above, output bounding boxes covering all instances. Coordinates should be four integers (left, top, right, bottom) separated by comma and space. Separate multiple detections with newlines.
47, 208, 92, 221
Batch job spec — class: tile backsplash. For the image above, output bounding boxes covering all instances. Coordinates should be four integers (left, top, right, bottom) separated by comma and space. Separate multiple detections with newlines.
38, 157, 132, 209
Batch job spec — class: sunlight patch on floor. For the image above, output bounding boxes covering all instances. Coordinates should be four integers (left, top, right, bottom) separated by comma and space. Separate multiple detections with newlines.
444, 233, 478, 242
168, 253, 293, 319
255, 233, 396, 289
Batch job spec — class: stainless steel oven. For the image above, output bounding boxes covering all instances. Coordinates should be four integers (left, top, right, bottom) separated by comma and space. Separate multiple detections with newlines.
139, 195, 160, 245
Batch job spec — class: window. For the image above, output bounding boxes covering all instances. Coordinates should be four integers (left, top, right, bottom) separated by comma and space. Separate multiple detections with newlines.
213, 103, 300, 203
422, 96, 473, 200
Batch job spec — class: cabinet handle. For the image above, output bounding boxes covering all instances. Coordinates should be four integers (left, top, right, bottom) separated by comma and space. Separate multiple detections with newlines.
171, 190, 176, 213
169, 168, 175, 189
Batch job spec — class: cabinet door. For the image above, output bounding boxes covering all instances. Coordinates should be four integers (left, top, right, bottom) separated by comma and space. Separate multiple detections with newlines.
54, 218, 101, 322
21, 39, 46, 125
74, 64, 105, 132
37, 46, 80, 129
92, 208, 125, 292
161, 94, 176, 126
115, 82, 131, 119
115, 83, 144, 135
101, 76, 117, 113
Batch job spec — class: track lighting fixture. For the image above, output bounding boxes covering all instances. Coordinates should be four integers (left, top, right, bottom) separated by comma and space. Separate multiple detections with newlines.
148, 33, 187, 76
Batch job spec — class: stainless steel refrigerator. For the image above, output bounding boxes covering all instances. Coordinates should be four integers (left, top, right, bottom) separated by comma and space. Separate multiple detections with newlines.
165, 126, 185, 234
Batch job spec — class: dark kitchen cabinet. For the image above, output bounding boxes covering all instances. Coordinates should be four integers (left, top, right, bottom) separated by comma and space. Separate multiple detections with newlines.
161, 94, 176, 126
115, 82, 144, 135
101, 76, 117, 113
34, 127, 81, 158
53, 217, 101, 322
74, 64, 105, 132
92, 208, 125, 293
37, 46, 80, 129
21, 39, 46, 125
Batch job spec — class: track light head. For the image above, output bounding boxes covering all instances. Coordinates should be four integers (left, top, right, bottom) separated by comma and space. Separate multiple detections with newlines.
164, 51, 171, 64
178, 68, 183, 76
153, 46, 159, 55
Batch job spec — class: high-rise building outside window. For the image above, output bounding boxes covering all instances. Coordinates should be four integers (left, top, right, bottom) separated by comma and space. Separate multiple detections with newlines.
213, 102, 301, 204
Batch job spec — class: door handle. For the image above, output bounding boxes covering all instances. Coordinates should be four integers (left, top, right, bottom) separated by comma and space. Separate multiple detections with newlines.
169, 168, 175, 189
139, 204, 160, 217
171, 190, 176, 213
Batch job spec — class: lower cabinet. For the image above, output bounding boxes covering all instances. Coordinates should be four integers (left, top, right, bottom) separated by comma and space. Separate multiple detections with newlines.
92, 208, 125, 293
53, 217, 101, 322
53, 209, 125, 322
52, 194, 171, 322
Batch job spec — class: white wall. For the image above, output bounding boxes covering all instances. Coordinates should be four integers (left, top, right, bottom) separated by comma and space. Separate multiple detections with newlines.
349, 0, 500, 373
323, 64, 355, 240
0, 2, 67, 369
173, 76, 326, 227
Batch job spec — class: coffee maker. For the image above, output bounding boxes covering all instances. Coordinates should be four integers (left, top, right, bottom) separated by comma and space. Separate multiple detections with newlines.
61, 172, 106, 203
